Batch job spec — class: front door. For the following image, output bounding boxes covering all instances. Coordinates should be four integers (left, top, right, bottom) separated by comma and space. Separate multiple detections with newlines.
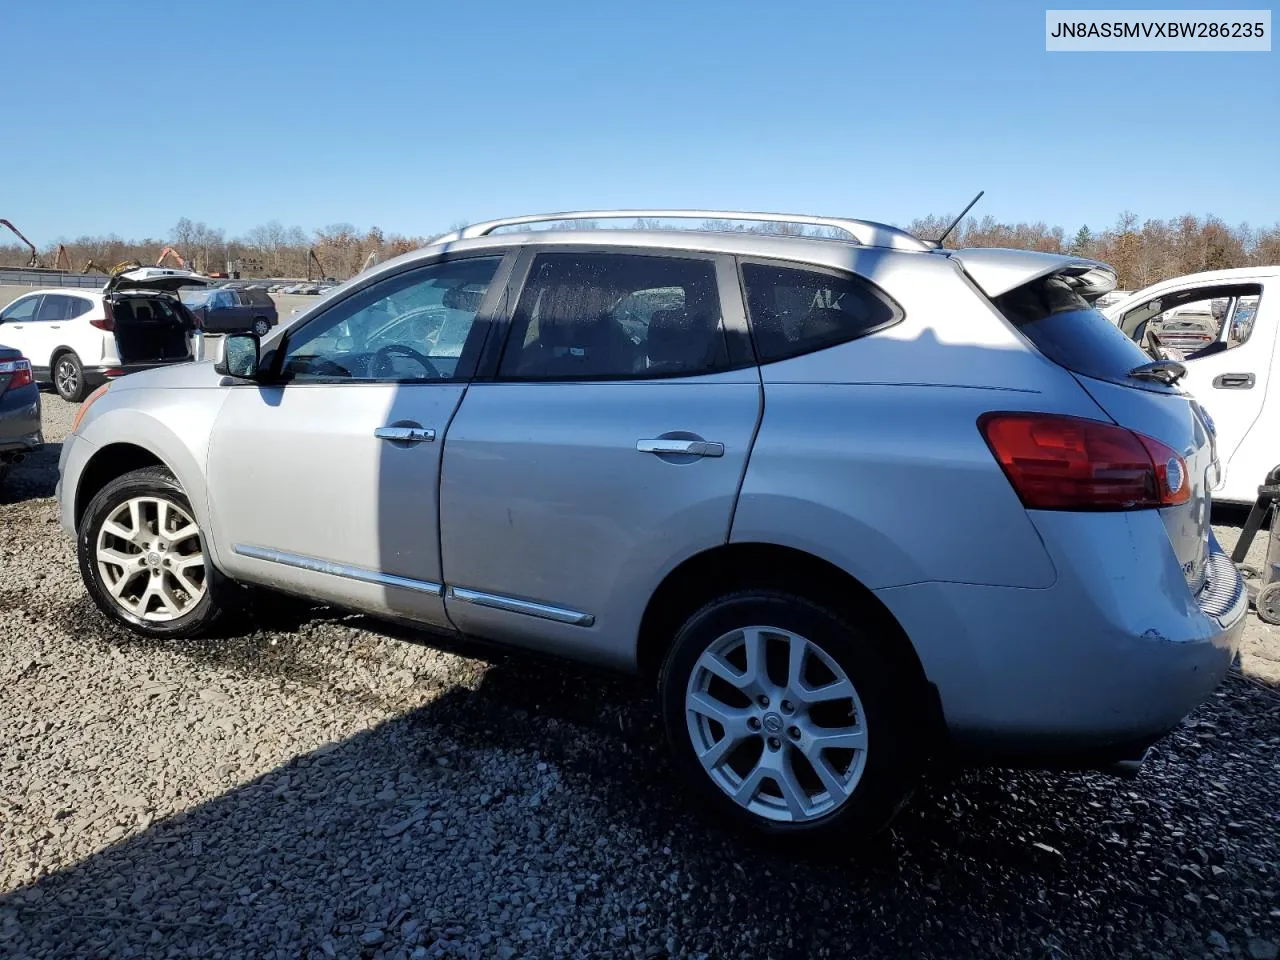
0, 294, 50, 372
1117, 280, 1274, 499
439, 249, 761, 668
205, 253, 511, 625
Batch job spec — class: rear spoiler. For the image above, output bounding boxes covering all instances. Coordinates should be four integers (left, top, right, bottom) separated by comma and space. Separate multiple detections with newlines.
944, 248, 1118, 303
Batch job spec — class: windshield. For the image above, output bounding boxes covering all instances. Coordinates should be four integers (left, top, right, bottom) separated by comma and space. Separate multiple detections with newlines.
993, 273, 1156, 385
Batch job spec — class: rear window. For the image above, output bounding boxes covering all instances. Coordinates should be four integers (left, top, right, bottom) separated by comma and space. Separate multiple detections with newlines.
741, 262, 901, 363
992, 274, 1153, 384
240, 288, 273, 306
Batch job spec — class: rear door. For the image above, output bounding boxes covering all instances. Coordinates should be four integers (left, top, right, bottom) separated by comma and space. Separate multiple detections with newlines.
438, 248, 761, 668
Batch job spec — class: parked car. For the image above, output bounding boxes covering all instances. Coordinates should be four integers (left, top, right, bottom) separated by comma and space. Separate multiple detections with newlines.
178, 286, 279, 337
1104, 266, 1279, 503
0, 268, 207, 402
0, 347, 41, 485
57, 210, 1245, 847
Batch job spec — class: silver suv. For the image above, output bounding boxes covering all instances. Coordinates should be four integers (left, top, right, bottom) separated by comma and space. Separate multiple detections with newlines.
56, 210, 1246, 846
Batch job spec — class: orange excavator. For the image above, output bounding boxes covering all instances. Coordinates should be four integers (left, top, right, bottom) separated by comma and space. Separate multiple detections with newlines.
156, 246, 189, 269
1, 219, 40, 267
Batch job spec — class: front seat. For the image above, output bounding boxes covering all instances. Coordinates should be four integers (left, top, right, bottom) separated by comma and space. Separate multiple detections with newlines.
519, 284, 640, 378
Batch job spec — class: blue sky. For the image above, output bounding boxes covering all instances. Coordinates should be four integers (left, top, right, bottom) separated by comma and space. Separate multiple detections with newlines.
4, 0, 1277, 242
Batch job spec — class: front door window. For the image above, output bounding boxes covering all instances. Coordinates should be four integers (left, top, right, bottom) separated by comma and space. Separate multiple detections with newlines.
282, 257, 504, 382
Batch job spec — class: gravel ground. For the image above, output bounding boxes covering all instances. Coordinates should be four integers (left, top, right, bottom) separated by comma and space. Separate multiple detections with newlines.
1, 396, 1278, 960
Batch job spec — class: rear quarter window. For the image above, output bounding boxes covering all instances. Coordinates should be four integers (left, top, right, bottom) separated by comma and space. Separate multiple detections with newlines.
241, 289, 274, 307
66, 296, 94, 319
740, 262, 902, 363
992, 274, 1152, 383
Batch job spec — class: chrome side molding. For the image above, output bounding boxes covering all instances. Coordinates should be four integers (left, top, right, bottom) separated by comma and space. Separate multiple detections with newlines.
447, 586, 595, 626
233, 544, 444, 597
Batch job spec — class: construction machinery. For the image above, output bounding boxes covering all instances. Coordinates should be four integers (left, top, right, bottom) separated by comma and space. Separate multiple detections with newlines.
1, 219, 40, 268
306, 248, 327, 282
156, 247, 189, 269
53, 245, 72, 271
82, 258, 142, 277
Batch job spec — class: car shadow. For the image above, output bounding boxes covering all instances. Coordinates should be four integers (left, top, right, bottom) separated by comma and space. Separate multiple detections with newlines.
4, 618, 1279, 958
0, 440, 61, 505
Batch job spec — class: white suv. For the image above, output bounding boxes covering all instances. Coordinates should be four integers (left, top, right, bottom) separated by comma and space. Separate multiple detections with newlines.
0, 268, 208, 401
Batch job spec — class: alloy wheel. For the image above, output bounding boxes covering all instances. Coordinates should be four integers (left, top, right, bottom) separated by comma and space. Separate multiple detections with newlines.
95, 496, 207, 622
685, 626, 868, 823
56, 359, 79, 398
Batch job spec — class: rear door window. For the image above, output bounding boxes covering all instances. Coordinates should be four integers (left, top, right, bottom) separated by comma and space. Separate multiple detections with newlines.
740, 262, 901, 363
35, 295, 70, 321
499, 252, 729, 380
993, 273, 1152, 383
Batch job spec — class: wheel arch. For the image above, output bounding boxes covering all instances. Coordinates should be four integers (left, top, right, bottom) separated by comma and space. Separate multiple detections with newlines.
73, 408, 222, 566
635, 541, 941, 734
50, 345, 80, 366
74, 442, 167, 531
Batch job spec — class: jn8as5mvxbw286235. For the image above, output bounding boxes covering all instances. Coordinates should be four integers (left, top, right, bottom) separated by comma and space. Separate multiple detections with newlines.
56, 210, 1246, 847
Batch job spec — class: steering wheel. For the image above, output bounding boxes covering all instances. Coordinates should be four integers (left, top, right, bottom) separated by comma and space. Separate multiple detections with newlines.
1146, 330, 1184, 362
372, 343, 440, 379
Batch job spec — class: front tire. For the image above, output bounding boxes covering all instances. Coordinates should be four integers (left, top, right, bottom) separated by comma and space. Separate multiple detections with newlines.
78, 466, 229, 638
659, 591, 922, 849
53, 352, 86, 402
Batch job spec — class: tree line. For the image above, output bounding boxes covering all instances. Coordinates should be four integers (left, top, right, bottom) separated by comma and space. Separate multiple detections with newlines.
0, 218, 444, 281
906, 212, 1280, 290
2, 212, 1278, 290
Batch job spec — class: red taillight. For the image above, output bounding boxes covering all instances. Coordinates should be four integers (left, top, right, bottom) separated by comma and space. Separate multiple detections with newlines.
91, 301, 115, 332
0, 357, 34, 390
979, 412, 1191, 511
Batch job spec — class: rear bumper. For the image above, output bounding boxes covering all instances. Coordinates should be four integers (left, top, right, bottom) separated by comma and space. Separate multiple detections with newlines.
0, 384, 43, 457
878, 510, 1246, 762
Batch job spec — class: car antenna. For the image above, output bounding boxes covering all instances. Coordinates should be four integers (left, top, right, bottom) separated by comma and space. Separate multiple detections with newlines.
932, 190, 985, 248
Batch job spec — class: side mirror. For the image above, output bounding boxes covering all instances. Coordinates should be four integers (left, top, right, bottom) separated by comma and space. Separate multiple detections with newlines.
215, 333, 261, 379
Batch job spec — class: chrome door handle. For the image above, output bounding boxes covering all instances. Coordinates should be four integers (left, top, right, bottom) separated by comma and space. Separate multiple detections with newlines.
50, 324, 61, 329
637, 438, 724, 458
375, 426, 436, 443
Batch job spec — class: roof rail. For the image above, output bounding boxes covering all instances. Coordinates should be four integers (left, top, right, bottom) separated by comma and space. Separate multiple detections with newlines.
432, 209, 932, 252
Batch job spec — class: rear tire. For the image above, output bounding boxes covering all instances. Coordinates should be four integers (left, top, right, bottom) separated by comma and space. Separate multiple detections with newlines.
53, 352, 86, 402
78, 466, 230, 638
659, 590, 923, 851
252, 318, 271, 337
